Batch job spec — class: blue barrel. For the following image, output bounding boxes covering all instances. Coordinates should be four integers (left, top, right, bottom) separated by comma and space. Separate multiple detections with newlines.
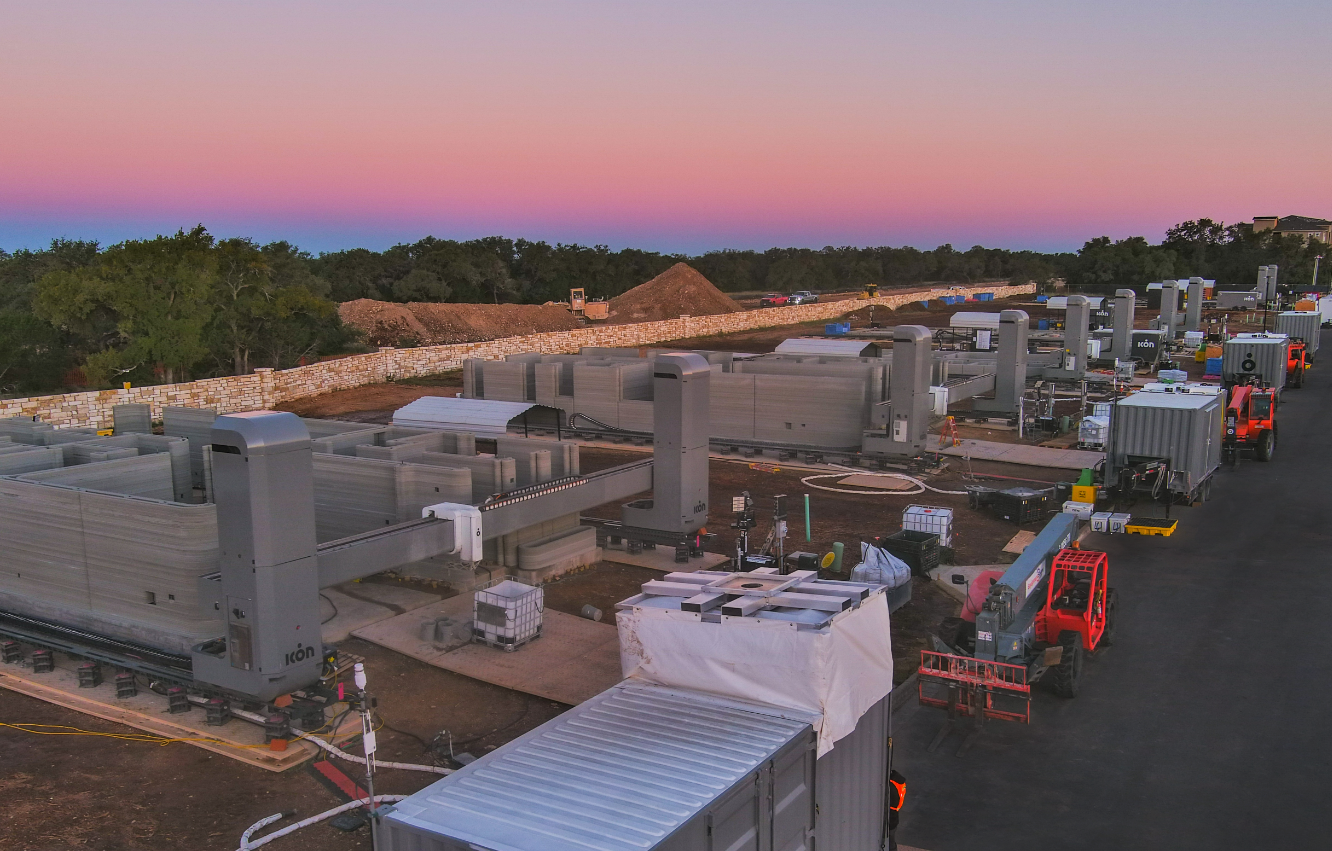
978, 293, 994, 301
1038, 319, 1049, 330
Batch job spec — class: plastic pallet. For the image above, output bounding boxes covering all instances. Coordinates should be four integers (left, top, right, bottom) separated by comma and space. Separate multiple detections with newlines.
472, 626, 543, 652
1126, 519, 1177, 537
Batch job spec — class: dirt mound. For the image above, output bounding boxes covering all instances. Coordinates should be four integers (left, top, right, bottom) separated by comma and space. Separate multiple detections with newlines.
339, 300, 432, 346
340, 299, 581, 346
608, 263, 741, 323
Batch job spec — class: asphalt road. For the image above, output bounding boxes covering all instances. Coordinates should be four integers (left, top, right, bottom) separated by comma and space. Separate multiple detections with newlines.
896, 340, 1332, 851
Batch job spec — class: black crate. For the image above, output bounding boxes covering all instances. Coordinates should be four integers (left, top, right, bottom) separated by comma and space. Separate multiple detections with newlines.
994, 489, 1050, 525
877, 530, 940, 577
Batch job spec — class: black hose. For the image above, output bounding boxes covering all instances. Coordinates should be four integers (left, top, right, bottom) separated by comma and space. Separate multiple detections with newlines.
319, 593, 338, 625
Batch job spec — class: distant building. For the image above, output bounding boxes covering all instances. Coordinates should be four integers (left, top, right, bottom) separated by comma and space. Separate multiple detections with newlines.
1252, 215, 1332, 244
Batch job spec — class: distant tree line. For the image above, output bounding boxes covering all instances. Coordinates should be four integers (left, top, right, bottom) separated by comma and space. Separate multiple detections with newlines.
1, 219, 1325, 395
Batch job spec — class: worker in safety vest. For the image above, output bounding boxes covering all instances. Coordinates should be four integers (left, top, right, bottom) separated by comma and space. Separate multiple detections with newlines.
889, 768, 906, 850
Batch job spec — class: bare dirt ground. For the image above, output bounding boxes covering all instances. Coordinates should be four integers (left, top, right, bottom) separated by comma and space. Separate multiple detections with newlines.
0, 636, 566, 851
276, 372, 463, 424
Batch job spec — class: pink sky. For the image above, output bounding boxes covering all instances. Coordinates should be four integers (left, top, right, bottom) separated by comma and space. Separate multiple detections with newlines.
3, 1, 1330, 253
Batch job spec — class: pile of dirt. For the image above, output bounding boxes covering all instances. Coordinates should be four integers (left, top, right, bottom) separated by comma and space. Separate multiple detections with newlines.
340, 299, 582, 346
608, 263, 741, 323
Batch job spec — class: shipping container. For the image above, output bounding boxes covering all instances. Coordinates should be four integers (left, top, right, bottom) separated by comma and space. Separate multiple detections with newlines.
1222, 333, 1289, 391
375, 683, 892, 851
1106, 390, 1222, 499
1275, 311, 1321, 357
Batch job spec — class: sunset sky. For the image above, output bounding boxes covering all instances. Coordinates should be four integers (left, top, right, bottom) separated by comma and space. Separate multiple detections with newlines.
3, 0, 1330, 254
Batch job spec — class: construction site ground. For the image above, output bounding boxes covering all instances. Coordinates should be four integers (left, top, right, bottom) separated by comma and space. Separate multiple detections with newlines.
894, 333, 1331, 851
1, 301, 1258, 851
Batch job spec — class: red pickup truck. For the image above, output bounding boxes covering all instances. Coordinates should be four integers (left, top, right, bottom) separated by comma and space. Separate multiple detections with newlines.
759, 293, 789, 308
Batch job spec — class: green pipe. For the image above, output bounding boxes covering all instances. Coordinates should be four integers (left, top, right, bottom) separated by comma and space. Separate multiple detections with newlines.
832, 541, 844, 574
804, 493, 811, 542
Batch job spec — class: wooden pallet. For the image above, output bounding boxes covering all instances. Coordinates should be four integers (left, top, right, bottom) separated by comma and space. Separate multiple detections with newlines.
0, 664, 346, 772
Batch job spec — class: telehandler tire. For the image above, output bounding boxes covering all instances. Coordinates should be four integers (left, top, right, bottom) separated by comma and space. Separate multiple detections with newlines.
1051, 631, 1084, 698
1255, 429, 1275, 462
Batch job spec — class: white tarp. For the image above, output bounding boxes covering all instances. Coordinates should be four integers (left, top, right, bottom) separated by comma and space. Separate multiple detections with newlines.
617, 592, 894, 756
852, 542, 911, 589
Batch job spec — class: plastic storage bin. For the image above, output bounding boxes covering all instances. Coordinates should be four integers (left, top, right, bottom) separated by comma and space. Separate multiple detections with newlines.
1091, 511, 1113, 532
1109, 513, 1132, 534
877, 529, 940, 576
903, 505, 953, 547
1062, 501, 1094, 520
473, 580, 544, 650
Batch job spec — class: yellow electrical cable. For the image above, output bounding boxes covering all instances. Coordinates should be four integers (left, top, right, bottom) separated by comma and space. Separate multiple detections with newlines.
0, 722, 273, 750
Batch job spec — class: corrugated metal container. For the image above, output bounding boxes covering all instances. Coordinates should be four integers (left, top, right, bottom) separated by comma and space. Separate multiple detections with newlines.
377, 683, 891, 851
1276, 311, 1321, 356
1106, 391, 1222, 495
1222, 333, 1289, 391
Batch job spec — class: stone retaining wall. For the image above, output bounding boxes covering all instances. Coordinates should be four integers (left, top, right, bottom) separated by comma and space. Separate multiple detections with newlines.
0, 283, 1034, 429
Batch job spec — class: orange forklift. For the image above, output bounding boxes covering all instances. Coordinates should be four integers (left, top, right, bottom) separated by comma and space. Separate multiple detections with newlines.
1223, 375, 1277, 465
1287, 338, 1309, 388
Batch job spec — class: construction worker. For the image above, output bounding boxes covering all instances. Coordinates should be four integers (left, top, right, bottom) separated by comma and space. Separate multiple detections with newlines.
889, 768, 907, 850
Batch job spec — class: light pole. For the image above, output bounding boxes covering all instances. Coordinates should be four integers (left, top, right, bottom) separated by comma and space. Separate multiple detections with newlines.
1314, 255, 1324, 293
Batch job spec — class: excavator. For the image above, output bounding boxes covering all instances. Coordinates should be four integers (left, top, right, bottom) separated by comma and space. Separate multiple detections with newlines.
1223, 375, 1277, 464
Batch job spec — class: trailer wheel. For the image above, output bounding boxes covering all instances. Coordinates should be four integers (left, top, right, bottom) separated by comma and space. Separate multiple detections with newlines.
1051, 631, 1084, 698
1293, 367, 1304, 389
1255, 429, 1275, 462
1100, 589, 1119, 649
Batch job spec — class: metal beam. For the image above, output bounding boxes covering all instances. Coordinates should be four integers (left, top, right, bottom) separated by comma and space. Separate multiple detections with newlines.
316, 517, 457, 588
479, 460, 653, 538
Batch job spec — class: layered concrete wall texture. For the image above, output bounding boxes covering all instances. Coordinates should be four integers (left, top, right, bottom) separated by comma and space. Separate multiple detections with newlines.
0, 283, 1033, 429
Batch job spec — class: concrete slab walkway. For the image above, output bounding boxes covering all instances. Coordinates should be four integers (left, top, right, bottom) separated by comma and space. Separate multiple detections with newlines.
320, 582, 442, 644
351, 593, 622, 706
939, 438, 1104, 471
600, 546, 730, 572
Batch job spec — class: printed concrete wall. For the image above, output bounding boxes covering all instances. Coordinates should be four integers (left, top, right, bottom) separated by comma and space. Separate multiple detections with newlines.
0, 283, 1033, 430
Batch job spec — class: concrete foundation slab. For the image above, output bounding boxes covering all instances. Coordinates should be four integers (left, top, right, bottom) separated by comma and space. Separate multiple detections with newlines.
939, 438, 1104, 471
599, 545, 731, 572
351, 593, 622, 706
320, 582, 443, 644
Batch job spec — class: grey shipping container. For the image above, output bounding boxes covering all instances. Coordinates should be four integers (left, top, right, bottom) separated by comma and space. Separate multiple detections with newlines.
1106, 391, 1222, 497
1222, 334, 1289, 392
1275, 312, 1321, 357
376, 682, 891, 851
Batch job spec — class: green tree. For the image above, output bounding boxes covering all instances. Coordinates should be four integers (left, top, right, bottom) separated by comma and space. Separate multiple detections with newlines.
35, 226, 216, 385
